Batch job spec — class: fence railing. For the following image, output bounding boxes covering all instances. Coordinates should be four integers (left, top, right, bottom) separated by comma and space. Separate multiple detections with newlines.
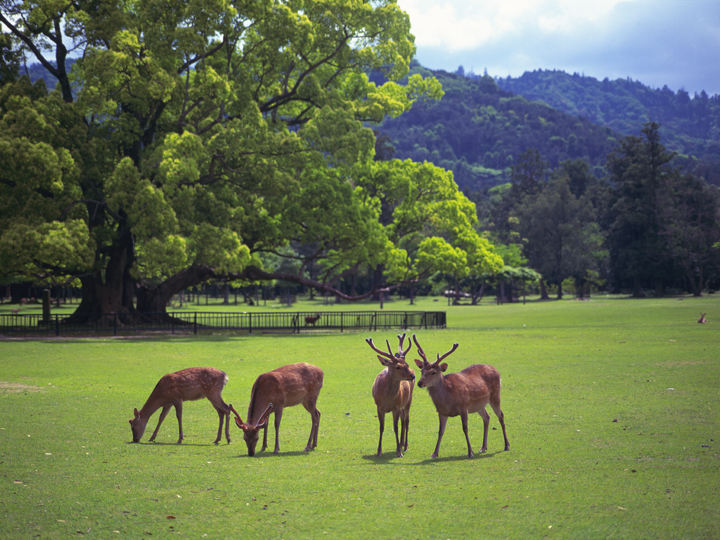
0, 310, 446, 337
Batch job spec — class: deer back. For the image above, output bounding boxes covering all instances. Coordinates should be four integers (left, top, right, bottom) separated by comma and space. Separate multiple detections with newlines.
428, 364, 500, 416
144, 367, 227, 410
248, 363, 323, 421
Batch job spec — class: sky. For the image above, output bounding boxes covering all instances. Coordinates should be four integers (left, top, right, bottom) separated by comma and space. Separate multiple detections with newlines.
397, 0, 720, 96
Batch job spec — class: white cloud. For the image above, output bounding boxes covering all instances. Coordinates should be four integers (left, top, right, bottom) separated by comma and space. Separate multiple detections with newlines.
397, 0, 720, 95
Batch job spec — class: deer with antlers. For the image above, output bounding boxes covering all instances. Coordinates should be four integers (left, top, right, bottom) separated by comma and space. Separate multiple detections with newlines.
231, 362, 323, 456
366, 333, 416, 457
412, 335, 509, 459
129, 367, 233, 444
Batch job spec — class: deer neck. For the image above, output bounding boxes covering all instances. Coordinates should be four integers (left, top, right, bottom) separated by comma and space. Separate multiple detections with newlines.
426, 375, 452, 407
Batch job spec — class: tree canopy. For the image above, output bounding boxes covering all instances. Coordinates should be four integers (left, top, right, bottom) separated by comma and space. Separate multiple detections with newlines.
1, 0, 502, 320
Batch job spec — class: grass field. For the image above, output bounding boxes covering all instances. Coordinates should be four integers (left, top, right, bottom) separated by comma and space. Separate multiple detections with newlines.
1, 295, 718, 539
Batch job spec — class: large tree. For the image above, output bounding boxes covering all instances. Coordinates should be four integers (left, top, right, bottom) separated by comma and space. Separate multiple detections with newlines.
515, 177, 604, 299
0, 0, 498, 321
605, 122, 677, 296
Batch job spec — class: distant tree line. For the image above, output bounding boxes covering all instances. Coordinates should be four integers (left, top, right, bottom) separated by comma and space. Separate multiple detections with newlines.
477, 123, 720, 298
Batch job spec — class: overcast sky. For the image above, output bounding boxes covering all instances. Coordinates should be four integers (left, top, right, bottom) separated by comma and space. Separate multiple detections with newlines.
397, 0, 720, 96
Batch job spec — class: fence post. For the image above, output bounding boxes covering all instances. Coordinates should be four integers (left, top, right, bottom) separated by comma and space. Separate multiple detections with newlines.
249, 312, 252, 334
340, 312, 344, 333
55, 314, 59, 336
194, 312, 197, 335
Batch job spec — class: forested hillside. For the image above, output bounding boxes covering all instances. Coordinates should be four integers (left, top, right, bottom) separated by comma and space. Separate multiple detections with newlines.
495, 69, 720, 183
375, 63, 620, 193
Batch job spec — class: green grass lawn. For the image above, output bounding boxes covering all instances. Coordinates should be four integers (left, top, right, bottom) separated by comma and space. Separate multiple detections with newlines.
1, 295, 718, 539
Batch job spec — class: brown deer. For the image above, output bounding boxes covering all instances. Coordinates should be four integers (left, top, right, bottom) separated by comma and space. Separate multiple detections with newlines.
698, 313, 707, 323
366, 333, 415, 457
305, 314, 321, 326
412, 335, 509, 459
231, 362, 323, 456
129, 367, 232, 444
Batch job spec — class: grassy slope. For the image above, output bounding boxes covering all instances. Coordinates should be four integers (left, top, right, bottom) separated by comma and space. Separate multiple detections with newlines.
1, 296, 718, 539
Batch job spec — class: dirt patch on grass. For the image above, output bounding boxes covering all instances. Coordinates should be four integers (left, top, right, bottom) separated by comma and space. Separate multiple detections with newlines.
657, 360, 708, 367
0, 381, 45, 393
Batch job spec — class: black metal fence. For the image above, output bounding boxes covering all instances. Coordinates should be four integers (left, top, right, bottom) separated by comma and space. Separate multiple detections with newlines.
0, 310, 446, 337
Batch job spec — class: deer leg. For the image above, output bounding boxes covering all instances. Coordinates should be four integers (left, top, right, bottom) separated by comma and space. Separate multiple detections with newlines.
461, 410, 474, 458
303, 398, 320, 451
212, 406, 225, 444
432, 414, 448, 459
174, 402, 184, 444
478, 408, 490, 454
308, 407, 321, 451
376, 409, 385, 456
490, 402, 510, 451
149, 405, 172, 442
260, 423, 269, 453
401, 408, 410, 452
392, 409, 403, 457
224, 404, 232, 444
272, 408, 283, 454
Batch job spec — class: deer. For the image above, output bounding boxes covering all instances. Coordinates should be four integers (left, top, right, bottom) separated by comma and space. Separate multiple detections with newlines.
305, 314, 321, 326
698, 313, 707, 323
231, 362, 323, 456
366, 333, 415, 457
129, 367, 233, 444
412, 335, 509, 459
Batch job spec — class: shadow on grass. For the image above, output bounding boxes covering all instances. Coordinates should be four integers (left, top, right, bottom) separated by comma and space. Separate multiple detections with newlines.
232, 450, 313, 459
361, 449, 505, 465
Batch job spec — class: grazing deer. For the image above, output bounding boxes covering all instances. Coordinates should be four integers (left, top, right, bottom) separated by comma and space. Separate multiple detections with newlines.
412, 335, 509, 459
698, 313, 707, 323
305, 314, 321, 326
129, 367, 232, 444
10, 307, 20, 315
231, 362, 323, 456
366, 333, 415, 457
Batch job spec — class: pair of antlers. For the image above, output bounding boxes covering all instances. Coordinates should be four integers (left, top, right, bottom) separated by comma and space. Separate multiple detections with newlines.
230, 403, 273, 430
412, 334, 459, 366
365, 332, 412, 361
366, 332, 459, 366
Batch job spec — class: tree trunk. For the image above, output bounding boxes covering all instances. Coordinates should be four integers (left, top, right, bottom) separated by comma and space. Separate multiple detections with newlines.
539, 279, 550, 300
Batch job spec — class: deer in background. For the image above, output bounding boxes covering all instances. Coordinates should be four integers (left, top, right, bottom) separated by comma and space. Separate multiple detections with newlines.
130, 367, 233, 444
412, 335, 509, 459
231, 362, 323, 456
366, 333, 415, 457
698, 313, 707, 323
305, 314, 321, 326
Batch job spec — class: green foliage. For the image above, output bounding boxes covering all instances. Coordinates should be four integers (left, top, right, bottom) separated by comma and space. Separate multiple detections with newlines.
1, 0, 474, 317
1, 296, 719, 538
496, 69, 720, 185
376, 64, 618, 192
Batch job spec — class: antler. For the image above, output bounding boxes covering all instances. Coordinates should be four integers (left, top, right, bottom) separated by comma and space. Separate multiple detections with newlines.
230, 404, 243, 423
231, 403, 274, 429
366, 337, 396, 361
396, 333, 412, 358
437, 343, 459, 363
412, 334, 429, 364
256, 403, 274, 428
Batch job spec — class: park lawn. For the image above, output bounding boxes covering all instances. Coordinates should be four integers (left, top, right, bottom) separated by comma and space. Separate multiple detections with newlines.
0, 295, 718, 539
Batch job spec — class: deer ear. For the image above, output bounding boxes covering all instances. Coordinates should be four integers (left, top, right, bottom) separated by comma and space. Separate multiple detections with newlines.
234, 416, 246, 430
134, 408, 140, 418
378, 355, 392, 367
414, 359, 424, 369
440, 363, 448, 372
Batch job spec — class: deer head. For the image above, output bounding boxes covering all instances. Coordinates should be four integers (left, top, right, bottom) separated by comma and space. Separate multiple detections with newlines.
366, 333, 415, 381
412, 334, 458, 389
231, 403, 274, 456
129, 408, 148, 443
